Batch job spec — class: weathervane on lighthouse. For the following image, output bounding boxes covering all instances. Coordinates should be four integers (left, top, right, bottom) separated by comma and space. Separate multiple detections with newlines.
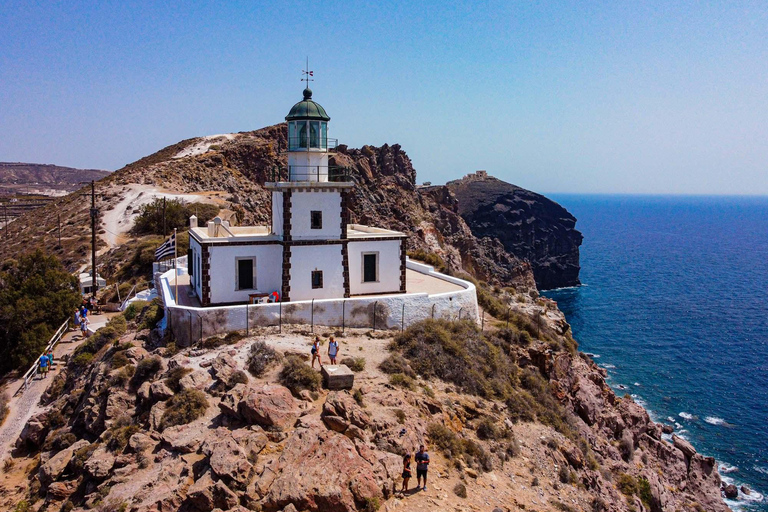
302, 57, 314, 85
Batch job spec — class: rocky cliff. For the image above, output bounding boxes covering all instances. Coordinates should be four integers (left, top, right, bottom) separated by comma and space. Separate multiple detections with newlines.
448, 172, 583, 290
0, 162, 109, 196
0, 299, 730, 512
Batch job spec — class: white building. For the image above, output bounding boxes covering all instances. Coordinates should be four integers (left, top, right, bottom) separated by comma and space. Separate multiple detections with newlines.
188, 87, 407, 306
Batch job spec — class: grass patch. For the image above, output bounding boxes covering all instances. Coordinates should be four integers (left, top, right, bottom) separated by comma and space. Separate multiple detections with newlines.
388, 373, 415, 390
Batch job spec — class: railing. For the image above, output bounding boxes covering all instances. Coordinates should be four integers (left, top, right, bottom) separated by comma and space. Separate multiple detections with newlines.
287, 137, 338, 151
269, 165, 353, 183
14, 319, 70, 396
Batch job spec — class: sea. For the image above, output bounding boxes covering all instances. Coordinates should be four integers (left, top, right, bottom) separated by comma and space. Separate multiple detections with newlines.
543, 195, 768, 511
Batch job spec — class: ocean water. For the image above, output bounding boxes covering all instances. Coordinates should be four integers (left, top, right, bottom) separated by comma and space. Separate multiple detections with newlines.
543, 195, 768, 511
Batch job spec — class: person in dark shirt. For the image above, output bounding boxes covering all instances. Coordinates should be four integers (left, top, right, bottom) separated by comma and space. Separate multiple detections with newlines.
415, 444, 430, 490
401, 453, 412, 493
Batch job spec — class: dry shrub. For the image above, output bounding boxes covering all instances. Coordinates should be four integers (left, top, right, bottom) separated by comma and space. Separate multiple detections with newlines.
131, 356, 162, 387
279, 355, 321, 394
0, 393, 8, 426
340, 356, 365, 372
388, 373, 415, 390
453, 482, 467, 498
378, 354, 415, 377
248, 340, 282, 377
160, 389, 209, 430
164, 366, 192, 392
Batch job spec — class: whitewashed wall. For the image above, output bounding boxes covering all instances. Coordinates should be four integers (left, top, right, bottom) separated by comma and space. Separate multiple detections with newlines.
290, 190, 341, 240
160, 258, 479, 347
289, 244, 345, 300
208, 244, 282, 304
348, 239, 402, 295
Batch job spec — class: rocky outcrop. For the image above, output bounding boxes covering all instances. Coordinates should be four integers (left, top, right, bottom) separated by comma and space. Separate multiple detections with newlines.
447, 172, 583, 289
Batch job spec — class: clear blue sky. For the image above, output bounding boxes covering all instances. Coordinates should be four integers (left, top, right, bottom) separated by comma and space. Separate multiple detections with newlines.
1, 1, 766, 195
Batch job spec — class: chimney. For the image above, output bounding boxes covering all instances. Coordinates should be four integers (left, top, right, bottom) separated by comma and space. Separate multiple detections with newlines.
189, 215, 197, 230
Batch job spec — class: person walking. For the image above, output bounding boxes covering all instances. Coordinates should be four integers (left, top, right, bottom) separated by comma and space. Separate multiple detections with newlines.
327, 336, 339, 365
74, 309, 81, 331
39, 353, 49, 379
401, 453, 412, 493
80, 316, 89, 338
311, 336, 322, 369
415, 445, 430, 491
47, 349, 55, 372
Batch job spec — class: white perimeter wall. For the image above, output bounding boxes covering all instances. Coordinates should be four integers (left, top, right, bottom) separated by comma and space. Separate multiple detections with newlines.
348, 239, 402, 295
208, 244, 283, 304
289, 244, 344, 301
290, 190, 341, 240
160, 258, 479, 347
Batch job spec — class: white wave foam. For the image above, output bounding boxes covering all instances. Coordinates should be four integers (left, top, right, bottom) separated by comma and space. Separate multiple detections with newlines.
719, 463, 739, 474
601, 363, 616, 369
678, 412, 694, 420
755, 466, 768, 476
704, 416, 730, 426
666, 416, 676, 423
634, 382, 641, 386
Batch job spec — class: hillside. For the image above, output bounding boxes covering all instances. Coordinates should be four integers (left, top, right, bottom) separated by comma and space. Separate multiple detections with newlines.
0, 299, 730, 512
0, 162, 109, 196
447, 173, 582, 290
0, 125, 552, 290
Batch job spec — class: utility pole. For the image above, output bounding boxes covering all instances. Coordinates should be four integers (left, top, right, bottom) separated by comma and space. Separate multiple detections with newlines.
162, 197, 167, 237
57, 213, 62, 248
89, 180, 98, 298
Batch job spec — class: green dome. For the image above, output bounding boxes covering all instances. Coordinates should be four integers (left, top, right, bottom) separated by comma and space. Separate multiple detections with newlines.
285, 88, 330, 121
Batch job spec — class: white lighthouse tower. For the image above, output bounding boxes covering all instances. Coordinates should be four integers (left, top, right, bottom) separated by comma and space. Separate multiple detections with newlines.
266, 85, 354, 302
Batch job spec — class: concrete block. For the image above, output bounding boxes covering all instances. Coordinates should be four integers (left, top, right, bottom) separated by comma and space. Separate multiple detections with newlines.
321, 365, 354, 390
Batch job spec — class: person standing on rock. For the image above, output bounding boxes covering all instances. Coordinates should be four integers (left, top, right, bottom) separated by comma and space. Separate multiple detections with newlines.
415, 445, 430, 491
401, 453, 412, 493
327, 336, 339, 365
311, 336, 322, 369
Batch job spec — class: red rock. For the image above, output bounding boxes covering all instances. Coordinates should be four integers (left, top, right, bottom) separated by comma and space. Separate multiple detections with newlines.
239, 384, 301, 429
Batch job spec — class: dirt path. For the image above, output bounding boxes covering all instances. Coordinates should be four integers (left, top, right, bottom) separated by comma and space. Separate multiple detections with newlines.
0, 314, 111, 465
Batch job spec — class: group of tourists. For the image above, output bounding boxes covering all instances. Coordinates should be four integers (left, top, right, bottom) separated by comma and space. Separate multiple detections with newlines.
310, 335, 340, 369
38, 349, 55, 379
74, 303, 91, 338
400, 445, 430, 494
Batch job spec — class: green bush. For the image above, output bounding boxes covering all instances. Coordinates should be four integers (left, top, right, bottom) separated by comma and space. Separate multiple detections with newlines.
70, 352, 94, 369
637, 477, 653, 508
617, 473, 638, 496
123, 300, 147, 321
340, 356, 365, 372
131, 356, 162, 386
110, 364, 135, 387
427, 422, 461, 455
164, 366, 192, 392
476, 418, 503, 440
230, 370, 249, 387
131, 198, 219, 236
138, 298, 164, 330
106, 424, 140, 452
112, 351, 129, 369
407, 250, 448, 274
279, 355, 321, 394
248, 340, 282, 377
0, 393, 8, 427
90, 315, 127, 351
160, 389, 209, 430
0, 250, 81, 373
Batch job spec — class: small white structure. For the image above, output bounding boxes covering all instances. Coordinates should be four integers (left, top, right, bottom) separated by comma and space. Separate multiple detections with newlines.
188, 87, 407, 306
79, 272, 106, 296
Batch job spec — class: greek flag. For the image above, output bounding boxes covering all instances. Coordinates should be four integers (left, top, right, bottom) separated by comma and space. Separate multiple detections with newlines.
154, 232, 176, 261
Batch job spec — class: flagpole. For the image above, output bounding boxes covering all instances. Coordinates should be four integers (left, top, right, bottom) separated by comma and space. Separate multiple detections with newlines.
174, 228, 178, 304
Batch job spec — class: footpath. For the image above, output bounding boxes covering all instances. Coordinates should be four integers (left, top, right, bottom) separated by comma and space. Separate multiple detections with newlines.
0, 314, 111, 465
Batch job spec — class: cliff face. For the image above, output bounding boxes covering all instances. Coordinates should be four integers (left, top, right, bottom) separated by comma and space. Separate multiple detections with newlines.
448, 172, 583, 290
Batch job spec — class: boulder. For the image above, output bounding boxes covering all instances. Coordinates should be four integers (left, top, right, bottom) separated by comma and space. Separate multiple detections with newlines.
322, 415, 349, 433
202, 431, 253, 489
219, 383, 247, 419
321, 364, 355, 390
261, 427, 383, 512
741, 485, 752, 495
104, 389, 136, 425
149, 401, 167, 431
179, 370, 211, 391
128, 432, 155, 453
137, 381, 152, 402
162, 423, 205, 453
17, 415, 47, 449
672, 435, 696, 460
232, 427, 269, 461
47, 479, 78, 500
239, 384, 301, 429
150, 381, 175, 401
323, 391, 370, 428
723, 484, 738, 499
84, 446, 116, 479
210, 353, 239, 386
661, 423, 674, 434
184, 470, 239, 511
39, 439, 89, 485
